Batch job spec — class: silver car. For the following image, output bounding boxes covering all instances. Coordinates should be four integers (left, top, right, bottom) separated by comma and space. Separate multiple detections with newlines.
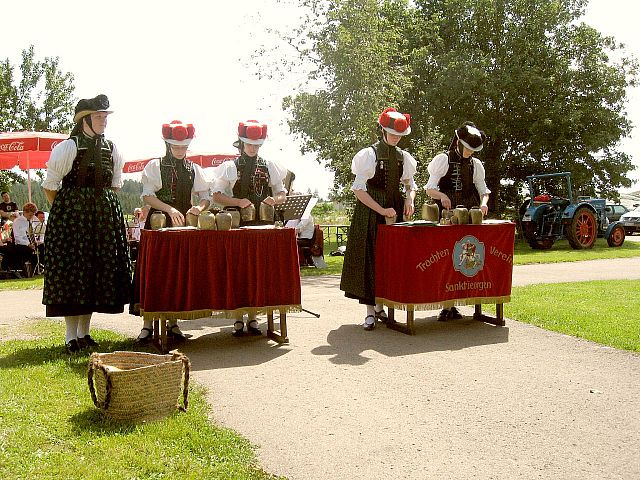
619, 205, 640, 235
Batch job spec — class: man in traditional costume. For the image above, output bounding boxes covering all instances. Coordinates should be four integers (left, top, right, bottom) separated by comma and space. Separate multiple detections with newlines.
339, 108, 417, 330
135, 120, 211, 344
43, 94, 132, 353
424, 121, 490, 321
211, 119, 287, 336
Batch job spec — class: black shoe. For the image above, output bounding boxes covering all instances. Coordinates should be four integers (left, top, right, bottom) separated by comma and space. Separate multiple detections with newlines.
232, 320, 245, 337
167, 325, 186, 342
363, 314, 375, 331
65, 339, 80, 354
437, 309, 449, 322
136, 327, 153, 344
448, 307, 463, 319
80, 335, 98, 348
247, 320, 262, 336
374, 308, 388, 322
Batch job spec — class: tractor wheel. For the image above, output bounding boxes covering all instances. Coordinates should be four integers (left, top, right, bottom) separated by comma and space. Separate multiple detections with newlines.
607, 224, 625, 247
522, 221, 554, 250
566, 207, 597, 249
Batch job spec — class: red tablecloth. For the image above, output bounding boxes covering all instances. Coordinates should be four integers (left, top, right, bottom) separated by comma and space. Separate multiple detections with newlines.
375, 222, 515, 310
134, 228, 301, 320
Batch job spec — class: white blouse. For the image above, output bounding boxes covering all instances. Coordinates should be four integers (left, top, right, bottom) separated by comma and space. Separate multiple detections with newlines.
351, 146, 418, 192
43, 137, 124, 191
140, 158, 211, 201
424, 153, 491, 196
211, 158, 287, 197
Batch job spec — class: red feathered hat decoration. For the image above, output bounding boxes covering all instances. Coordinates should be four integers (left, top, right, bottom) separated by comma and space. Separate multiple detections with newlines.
378, 108, 411, 136
162, 120, 195, 146
238, 120, 268, 145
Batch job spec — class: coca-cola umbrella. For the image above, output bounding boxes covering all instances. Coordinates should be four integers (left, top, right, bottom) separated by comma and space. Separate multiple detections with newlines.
0, 131, 68, 202
122, 153, 238, 173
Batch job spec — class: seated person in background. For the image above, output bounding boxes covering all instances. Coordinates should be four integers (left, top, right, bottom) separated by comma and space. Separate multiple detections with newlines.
0, 191, 18, 227
33, 210, 47, 267
11, 202, 40, 271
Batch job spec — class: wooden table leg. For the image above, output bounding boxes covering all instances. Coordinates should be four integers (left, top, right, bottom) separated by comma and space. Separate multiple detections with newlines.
473, 303, 506, 327
385, 306, 416, 335
266, 308, 289, 344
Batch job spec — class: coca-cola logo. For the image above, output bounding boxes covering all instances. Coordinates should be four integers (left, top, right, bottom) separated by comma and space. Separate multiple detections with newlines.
50, 141, 60, 149
0, 141, 25, 152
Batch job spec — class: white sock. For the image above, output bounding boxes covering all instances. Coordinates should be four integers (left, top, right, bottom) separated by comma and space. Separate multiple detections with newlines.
139, 319, 153, 338
76, 314, 92, 338
366, 305, 375, 316
234, 313, 245, 331
65, 316, 80, 343
375, 303, 384, 313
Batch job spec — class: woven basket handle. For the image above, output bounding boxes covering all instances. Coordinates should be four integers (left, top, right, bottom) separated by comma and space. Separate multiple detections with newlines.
172, 352, 191, 412
87, 353, 112, 410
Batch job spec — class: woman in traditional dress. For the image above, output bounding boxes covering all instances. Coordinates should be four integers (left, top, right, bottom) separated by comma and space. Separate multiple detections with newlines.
211, 119, 287, 336
339, 108, 417, 330
134, 120, 211, 344
43, 94, 132, 353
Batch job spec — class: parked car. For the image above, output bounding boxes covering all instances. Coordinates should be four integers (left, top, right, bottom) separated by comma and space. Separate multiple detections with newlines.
604, 204, 629, 222
619, 205, 640, 235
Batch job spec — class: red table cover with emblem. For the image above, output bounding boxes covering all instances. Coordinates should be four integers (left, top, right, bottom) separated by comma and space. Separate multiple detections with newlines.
134, 228, 301, 320
375, 222, 515, 310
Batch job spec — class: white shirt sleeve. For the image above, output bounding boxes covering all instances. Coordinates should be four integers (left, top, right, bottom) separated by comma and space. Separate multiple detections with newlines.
42, 139, 77, 191
211, 160, 238, 195
350, 147, 377, 192
472, 158, 491, 196
141, 159, 162, 198
111, 142, 125, 189
192, 164, 211, 201
424, 153, 450, 191
267, 160, 287, 195
401, 150, 418, 192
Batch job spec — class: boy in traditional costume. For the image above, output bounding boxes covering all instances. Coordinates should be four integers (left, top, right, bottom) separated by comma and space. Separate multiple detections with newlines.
424, 121, 490, 321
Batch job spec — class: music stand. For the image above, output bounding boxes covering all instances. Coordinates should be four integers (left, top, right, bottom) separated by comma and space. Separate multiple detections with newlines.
277, 194, 321, 318
278, 194, 313, 222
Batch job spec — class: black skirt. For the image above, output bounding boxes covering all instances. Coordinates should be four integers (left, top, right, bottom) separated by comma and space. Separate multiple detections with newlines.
43, 186, 132, 317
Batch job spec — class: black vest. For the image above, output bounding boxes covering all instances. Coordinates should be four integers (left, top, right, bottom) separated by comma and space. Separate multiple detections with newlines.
366, 141, 405, 221
61, 135, 114, 189
436, 151, 480, 211
233, 154, 271, 210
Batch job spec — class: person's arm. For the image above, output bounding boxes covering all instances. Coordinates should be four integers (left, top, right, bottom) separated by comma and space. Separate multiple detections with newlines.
473, 158, 491, 216
142, 195, 186, 226
354, 189, 396, 219
42, 139, 76, 206
424, 153, 451, 208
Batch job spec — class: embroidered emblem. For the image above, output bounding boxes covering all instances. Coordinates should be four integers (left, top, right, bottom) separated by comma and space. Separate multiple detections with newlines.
452, 235, 485, 277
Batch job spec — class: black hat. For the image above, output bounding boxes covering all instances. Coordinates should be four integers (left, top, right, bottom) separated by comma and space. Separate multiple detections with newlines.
455, 122, 486, 152
73, 94, 113, 123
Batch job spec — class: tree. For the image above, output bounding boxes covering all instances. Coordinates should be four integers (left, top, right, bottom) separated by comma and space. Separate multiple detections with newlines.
280, 0, 442, 205
274, 0, 637, 213
0, 46, 76, 192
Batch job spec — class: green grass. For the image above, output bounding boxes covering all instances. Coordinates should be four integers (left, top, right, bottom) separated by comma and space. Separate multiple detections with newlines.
497, 280, 640, 352
512, 238, 640, 264
0, 322, 282, 480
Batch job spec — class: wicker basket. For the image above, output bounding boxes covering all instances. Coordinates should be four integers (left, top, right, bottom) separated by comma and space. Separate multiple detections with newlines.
88, 351, 190, 422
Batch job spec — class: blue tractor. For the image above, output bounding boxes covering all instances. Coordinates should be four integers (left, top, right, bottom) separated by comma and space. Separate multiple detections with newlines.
519, 172, 625, 249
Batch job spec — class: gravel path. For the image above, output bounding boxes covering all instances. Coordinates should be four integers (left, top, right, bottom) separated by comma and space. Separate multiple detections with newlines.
1, 257, 639, 479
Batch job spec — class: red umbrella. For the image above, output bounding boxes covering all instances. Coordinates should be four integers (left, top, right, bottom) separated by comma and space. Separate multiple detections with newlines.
122, 153, 238, 173
0, 131, 68, 201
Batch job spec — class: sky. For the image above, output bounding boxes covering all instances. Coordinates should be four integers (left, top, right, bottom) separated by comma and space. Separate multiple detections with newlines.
2, 0, 640, 198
